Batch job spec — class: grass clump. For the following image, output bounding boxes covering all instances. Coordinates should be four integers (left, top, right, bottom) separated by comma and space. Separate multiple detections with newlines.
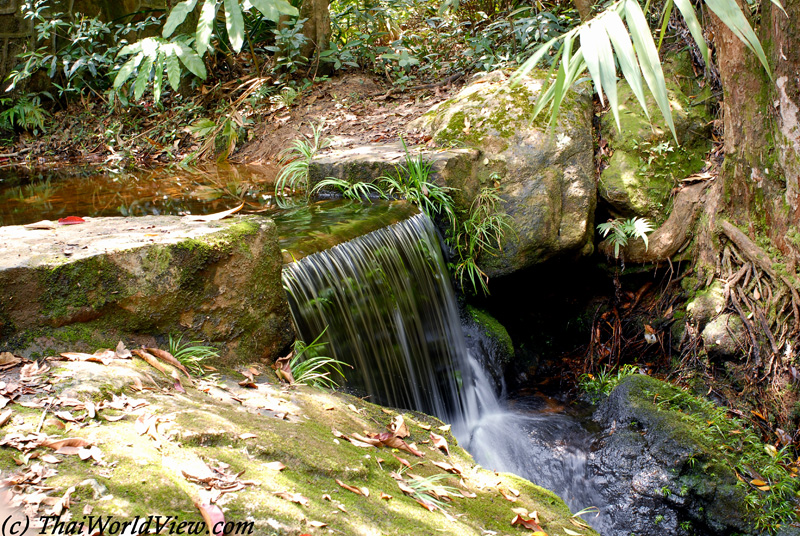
276, 121, 331, 198
167, 333, 219, 376
290, 329, 351, 389
451, 184, 511, 295
578, 364, 640, 403
312, 177, 385, 201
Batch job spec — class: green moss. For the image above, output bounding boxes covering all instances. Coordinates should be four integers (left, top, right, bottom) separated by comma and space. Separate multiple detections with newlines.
38, 256, 130, 321
466, 305, 514, 360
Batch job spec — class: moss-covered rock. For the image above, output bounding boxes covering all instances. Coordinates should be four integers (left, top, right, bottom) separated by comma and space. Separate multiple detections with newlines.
686, 279, 726, 329
598, 53, 713, 221
590, 375, 756, 536
0, 215, 293, 366
0, 358, 598, 536
409, 70, 596, 277
461, 305, 514, 394
701, 313, 745, 358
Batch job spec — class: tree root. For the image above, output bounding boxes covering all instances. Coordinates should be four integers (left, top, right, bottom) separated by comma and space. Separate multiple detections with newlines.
600, 181, 709, 263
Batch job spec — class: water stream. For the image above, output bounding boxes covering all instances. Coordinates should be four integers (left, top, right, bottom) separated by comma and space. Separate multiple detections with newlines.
283, 213, 611, 532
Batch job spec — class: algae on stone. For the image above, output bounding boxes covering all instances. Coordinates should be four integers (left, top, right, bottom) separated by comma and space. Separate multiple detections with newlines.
0, 215, 293, 366
0, 358, 599, 536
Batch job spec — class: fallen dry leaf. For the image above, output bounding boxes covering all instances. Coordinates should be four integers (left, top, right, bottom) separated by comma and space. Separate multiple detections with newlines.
430, 432, 450, 455
389, 415, 410, 438
42, 437, 92, 450
511, 514, 546, 532
500, 488, 517, 502
381, 492, 392, 500
273, 490, 309, 506
146, 348, 192, 379
132, 349, 169, 375
264, 461, 286, 471
184, 203, 244, 222
239, 433, 257, 440
335, 479, 364, 496
0, 408, 12, 427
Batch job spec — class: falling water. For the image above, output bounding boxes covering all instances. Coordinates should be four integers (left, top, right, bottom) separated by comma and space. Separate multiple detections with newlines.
282, 213, 610, 532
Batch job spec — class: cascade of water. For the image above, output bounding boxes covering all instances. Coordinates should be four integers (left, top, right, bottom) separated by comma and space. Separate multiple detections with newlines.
282, 212, 609, 531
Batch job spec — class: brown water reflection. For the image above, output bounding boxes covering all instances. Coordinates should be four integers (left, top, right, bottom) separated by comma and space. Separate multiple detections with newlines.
0, 163, 282, 226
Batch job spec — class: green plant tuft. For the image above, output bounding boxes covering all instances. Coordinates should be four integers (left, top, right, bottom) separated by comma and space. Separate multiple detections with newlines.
167, 333, 220, 376
597, 216, 653, 258
290, 328, 351, 389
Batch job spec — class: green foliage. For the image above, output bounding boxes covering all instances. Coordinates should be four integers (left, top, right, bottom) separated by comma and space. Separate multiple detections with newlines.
650, 387, 800, 532
451, 185, 511, 295
114, 37, 206, 102
597, 216, 653, 259
162, 0, 299, 57
311, 177, 386, 201
270, 86, 300, 109
379, 139, 456, 228
265, 19, 310, 75
290, 329, 351, 389
325, 0, 574, 85
276, 122, 332, 196
0, 94, 48, 134
167, 333, 220, 376
578, 364, 639, 403
513, 0, 778, 142
6, 0, 161, 99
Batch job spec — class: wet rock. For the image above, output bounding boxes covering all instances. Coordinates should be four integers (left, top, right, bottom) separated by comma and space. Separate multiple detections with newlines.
598, 52, 712, 220
590, 374, 753, 536
0, 215, 292, 365
701, 313, 745, 358
410, 71, 596, 277
461, 305, 514, 396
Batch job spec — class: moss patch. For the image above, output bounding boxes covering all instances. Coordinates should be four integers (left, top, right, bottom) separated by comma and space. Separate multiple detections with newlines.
0, 360, 596, 536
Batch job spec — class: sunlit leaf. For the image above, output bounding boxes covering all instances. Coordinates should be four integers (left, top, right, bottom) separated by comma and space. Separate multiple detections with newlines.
603, 11, 649, 119
704, 0, 771, 78
176, 42, 207, 79
624, 0, 677, 142
196, 0, 219, 57
250, 0, 298, 20
224, 0, 245, 53
673, 0, 709, 65
163, 0, 198, 38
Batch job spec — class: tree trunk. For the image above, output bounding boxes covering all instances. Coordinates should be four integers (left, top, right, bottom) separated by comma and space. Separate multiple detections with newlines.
708, 0, 800, 273
299, 0, 331, 71
573, 0, 594, 21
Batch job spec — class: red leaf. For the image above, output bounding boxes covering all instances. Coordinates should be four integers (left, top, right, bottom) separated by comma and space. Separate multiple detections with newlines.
194, 499, 225, 536
57, 216, 85, 225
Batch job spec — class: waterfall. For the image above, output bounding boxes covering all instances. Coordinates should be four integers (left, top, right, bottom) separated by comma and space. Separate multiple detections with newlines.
282, 212, 609, 531
283, 213, 473, 422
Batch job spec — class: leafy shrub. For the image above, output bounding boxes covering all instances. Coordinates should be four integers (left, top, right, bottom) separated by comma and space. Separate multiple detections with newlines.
276, 122, 332, 196
6, 0, 162, 99
290, 329, 351, 389
0, 94, 48, 134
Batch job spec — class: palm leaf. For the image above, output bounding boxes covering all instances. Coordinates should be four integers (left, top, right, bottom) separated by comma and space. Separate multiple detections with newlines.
673, 0, 709, 65
624, 0, 677, 142
703, 0, 771, 78
604, 11, 649, 118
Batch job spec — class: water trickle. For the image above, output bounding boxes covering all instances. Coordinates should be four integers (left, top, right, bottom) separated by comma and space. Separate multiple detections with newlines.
283, 212, 609, 531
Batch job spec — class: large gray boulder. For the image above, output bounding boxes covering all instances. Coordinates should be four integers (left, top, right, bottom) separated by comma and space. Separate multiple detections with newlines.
0, 215, 293, 365
408, 70, 596, 277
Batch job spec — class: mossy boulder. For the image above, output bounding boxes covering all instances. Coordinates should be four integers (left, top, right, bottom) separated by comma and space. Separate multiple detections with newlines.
599, 53, 712, 221
0, 358, 598, 536
686, 279, 726, 329
701, 313, 745, 359
590, 375, 754, 536
409, 70, 596, 277
461, 305, 514, 395
0, 215, 293, 366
